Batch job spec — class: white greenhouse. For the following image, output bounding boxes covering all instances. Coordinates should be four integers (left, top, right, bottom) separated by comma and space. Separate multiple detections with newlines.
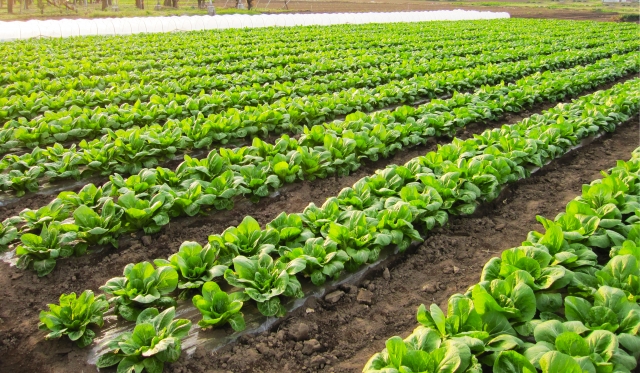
0, 10, 510, 41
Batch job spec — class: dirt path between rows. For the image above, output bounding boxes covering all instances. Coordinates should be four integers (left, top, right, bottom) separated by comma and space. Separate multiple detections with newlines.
0, 90, 637, 372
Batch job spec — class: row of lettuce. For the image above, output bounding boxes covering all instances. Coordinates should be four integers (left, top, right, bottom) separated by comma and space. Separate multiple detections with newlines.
2, 30, 626, 120
2, 27, 602, 102
362, 149, 640, 373
2, 22, 437, 79
2, 21, 497, 79
3, 31, 508, 96
34, 78, 640, 373
1, 54, 637, 275
4, 19, 632, 84
1, 40, 637, 157
0, 50, 637, 197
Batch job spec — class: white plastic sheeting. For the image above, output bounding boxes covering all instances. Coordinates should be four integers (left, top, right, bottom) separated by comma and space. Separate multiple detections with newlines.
0, 10, 509, 41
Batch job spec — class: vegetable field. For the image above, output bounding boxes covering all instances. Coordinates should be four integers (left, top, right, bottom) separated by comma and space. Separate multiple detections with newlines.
0, 17, 639, 373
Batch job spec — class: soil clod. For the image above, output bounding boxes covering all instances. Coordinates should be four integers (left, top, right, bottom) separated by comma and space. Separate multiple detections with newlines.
324, 290, 345, 304
302, 339, 322, 355
357, 289, 374, 305
422, 282, 438, 293
383, 267, 391, 280
288, 323, 311, 342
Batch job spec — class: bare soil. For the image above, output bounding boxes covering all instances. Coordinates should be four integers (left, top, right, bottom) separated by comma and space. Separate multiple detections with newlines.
0, 79, 638, 371
279, 0, 628, 22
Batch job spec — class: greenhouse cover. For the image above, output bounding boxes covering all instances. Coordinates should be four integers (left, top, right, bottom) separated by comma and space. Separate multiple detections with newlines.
0, 10, 509, 41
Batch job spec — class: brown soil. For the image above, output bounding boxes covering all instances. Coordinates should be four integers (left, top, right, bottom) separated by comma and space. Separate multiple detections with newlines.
280, 0, 629, 22
0, 83, 638, 372
4, 0, 633, 22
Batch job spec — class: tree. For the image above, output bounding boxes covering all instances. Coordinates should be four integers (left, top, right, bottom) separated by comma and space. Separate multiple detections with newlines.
8, 0, 13, 13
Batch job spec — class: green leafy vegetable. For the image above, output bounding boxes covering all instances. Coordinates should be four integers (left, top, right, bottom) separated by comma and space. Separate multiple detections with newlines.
96, 307, 191, 373
192, 282, 247, 331
38, 290, 108, 348
154, 241, 227, 293
100, 262, 179, 321
15, 222, 80, 277
223, 252, 305, 317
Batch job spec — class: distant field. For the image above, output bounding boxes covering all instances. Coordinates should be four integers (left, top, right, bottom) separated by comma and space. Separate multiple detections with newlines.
0, 0, 638, 21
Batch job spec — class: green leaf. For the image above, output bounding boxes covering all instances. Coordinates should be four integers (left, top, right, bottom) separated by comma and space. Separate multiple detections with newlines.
555, 332, 590, 357
131, 323, 156, 348
257, 297, 281, 317
535, 292, 562, 313
386, 336, 406, 368
539, 351, 583, 373
33, 259, 56, 277
142, 357, 164, 373
155, 266, 179, 294
534, 320, 564, 344
585, 330, 617, 357
142, 337, 175, 357
430, 304, 447, 336
563, 296, 591, 323
117, 356, 144, 373
96, 352, 123, 368
493, 351, 536, 373
228, 313, 246, 332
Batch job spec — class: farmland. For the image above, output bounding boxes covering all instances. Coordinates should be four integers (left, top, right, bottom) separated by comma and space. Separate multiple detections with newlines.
0, 17, 639, 373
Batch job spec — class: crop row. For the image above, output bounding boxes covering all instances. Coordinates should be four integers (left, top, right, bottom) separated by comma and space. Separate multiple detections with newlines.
3, 33, 622, 117
0, 25, 633, 101
1, 62, 635, 280
0, 22, 531, 83
1, 45, 636, 176
5, 40, 635, 147
3, 34, 631, 123
0, 51, 637, 196
1, 32, 522, 97
4, 19, 631, 82
2, 21, 486, 75
3, 29, 603, 100
362, 150, 640, 373
34, 80, 640, 373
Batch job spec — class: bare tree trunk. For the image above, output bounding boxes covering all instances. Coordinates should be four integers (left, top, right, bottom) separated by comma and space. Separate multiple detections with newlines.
171, 0, 176, 7
101, 0, 107, 10
247, 0, 253, 8
8, 0, 13, 13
